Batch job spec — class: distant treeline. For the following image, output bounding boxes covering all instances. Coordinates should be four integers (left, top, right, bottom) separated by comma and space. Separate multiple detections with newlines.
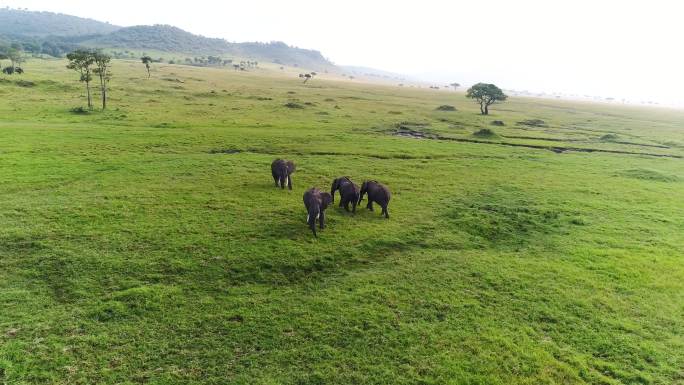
0, 34, 82, 57
0, 8, 334, 69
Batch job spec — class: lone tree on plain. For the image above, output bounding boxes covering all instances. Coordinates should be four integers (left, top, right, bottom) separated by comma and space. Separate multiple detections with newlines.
450, 82, 460, 91
7, 47, 24, 70
141, 56, 152, 78
93, 50, 112, 110
466, 83, 507, 115
0, 46, 24, 74
67, 49, 95, 110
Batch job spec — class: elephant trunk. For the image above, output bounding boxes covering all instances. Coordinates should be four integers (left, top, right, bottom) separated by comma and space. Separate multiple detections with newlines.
330, 180, 337, 203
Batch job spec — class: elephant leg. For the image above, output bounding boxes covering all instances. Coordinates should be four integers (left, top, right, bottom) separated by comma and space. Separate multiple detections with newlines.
287, 175, 293, 190
272, 172, 279, 187
319, 211, 326, 229
382, 205, 389, 219
344, 200, 350, 212
367, 201, 374, 211
352, 200, 357, 213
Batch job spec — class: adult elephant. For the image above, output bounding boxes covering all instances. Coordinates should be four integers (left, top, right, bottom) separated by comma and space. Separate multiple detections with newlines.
271, 159, 296, 190
359, 180, 391, 219
330, 176, 360, 213
303, 188, 333, 237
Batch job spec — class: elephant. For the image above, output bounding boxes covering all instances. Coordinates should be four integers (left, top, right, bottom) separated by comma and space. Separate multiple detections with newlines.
359, 180, 391, 219
303, 188, 333, 237
271, 159, 296, 190
330, 176, 360, 213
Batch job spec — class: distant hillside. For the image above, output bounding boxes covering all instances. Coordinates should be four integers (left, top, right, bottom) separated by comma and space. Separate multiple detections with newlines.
82, 25, 333, 69
0, 8, 120, 37
341, 65, 408, 81
0, 9, 334, 69
83, 25, 228, 53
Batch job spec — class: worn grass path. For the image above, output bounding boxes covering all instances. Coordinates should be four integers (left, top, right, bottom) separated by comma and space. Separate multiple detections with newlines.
0, 59, 683, 384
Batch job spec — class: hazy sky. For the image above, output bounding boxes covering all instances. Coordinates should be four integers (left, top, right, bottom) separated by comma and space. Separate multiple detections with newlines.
3, 0, 683, 105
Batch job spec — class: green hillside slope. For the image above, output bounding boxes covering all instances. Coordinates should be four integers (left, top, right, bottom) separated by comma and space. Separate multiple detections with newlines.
0, 8, 120, 36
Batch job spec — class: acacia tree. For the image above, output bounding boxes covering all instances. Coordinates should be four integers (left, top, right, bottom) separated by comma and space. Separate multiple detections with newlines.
67, 49, 95, 110
93, 50, 112, 110
450, 82, 460, 91
466, 83, 507, 115
141, 56, 152, 78
0, 47, 24, 74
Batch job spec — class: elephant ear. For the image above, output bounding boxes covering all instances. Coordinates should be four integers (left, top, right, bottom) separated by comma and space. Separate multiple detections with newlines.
321, 192, 333, 207
287, 161, 296, 173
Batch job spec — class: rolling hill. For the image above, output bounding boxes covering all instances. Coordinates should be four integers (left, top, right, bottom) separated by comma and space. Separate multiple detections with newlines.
0, 8, 334, 69
81, 25, 333, 68
0, 8, 120, 37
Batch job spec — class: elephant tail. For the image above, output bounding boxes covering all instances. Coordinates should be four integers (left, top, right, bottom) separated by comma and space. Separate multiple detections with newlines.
307, 207, 319, 237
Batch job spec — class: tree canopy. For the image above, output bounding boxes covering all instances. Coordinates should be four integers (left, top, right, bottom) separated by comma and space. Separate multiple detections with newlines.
92, 50, 112, 109
66, 49, 95, 109
466, 83, 507, 115
141, 55, 152, 77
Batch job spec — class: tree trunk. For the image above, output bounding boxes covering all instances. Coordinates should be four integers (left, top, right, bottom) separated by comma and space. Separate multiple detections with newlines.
101, 86, 107, 110
479, 103, 485, 115
484, 104, 489, 115
86, 82, 92, 110
147, 66, 150, 78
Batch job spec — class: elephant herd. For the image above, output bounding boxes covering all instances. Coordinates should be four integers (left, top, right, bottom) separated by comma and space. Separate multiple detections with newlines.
271, 159, 391, 237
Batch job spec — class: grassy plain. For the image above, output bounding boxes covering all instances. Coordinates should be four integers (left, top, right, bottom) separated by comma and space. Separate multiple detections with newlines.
0, 58, 683, 384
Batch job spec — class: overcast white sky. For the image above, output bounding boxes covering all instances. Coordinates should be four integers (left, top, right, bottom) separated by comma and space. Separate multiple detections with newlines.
3, 0, 683, 105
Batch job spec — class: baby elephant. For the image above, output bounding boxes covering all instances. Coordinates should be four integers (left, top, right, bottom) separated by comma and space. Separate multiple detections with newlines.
271, 159, 296, 190
303, 188, 333, 237
330, 176, 360, 213
359, 180, 391, 219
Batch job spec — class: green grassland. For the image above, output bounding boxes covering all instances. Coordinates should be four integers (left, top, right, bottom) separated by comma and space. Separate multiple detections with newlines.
1, 59, 683, 384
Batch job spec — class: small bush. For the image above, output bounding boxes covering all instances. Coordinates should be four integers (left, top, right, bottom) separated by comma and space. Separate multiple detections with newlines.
600, 133, 619, 141
473, 128, 497, 138
70, 107, 89, 114
517, 119, 547, 127
284, 102, 304, 109
436, 105, 457, 111
491, 120, 505, 126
